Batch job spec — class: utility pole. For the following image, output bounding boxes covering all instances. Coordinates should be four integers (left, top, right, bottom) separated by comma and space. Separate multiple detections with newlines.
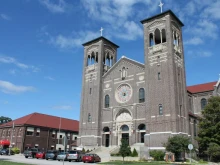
9, 122, 14, 156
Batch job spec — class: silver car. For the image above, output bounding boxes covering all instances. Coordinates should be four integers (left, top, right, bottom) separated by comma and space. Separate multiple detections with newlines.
67, 150, 84, 162
57, 152, 68, 161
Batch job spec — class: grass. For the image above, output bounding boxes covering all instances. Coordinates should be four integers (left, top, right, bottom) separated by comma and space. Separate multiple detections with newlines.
100, 160, 205, 165
100, 161, 172, 165
0, 160, 32, 165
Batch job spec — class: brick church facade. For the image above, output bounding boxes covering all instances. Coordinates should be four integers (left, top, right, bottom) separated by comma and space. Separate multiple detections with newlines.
78, 10, 220, 150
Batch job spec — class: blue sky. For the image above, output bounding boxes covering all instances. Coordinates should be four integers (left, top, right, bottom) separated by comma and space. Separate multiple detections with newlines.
0, 0, 220, 120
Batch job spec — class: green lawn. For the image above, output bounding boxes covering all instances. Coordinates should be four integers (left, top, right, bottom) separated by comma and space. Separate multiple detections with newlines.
0, 160, 32, 165
100, 161, 200, 165
100, 161, 172, 165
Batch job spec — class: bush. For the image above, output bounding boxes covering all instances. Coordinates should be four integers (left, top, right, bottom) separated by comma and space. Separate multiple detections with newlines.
11, 147, 20, 154
149, 150, 165, 161
82, 148, 86, 153
86, 149, 90, 153
132, 148, 138, 157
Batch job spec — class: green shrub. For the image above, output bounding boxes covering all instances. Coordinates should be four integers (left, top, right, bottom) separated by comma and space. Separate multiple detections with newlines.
86, 149, 90, 153
132, 148, 138, 157
11, 147, 20, 154
82, 148, 86, 153
149, 150, 165, 161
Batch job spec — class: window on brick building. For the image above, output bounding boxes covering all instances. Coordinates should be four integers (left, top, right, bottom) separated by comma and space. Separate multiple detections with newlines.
36, 132, 40, 137
139, 88, 145, 103
105, 95, 110, 108
26, 131, 33, 136
201, 98, 207, 110
159, 104, 163, 115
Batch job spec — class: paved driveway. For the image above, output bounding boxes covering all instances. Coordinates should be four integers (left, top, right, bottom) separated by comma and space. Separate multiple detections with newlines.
0, 154, 99, 165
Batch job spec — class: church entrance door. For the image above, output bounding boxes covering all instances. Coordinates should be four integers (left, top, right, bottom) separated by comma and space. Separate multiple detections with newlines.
105, 134, 109, 147
122, 133, 129, 144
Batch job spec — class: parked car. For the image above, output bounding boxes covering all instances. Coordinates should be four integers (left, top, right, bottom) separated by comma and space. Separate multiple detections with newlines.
57, 152, 68, 161
45, 150, 59, 160
67, 150, 84, 162
82, 154, 101, 163
36, 151, 46, 159
0, 149, 14, 155
24, 148, 39, 158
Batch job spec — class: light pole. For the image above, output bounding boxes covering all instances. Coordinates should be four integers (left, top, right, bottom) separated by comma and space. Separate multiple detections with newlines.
9, 122, 14, 156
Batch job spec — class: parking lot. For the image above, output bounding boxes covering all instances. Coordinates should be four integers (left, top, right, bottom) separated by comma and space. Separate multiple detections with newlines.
0, 155, 99, 165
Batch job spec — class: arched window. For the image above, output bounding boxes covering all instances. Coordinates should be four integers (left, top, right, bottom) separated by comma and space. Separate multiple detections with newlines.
159, 104, 163, 115
139, 88, 145, 103
121, 125, 129, 132
88, 113, 91, 122
105, 95, 110, 108
103, 127, 110, 132
194, 120, 197, 136
138, 124, 146, 130
162, 29, 166, 43
138, 124, 146, 143
155, 29, 161, 45
149, 33, 154, 47
201, 98, 207, 110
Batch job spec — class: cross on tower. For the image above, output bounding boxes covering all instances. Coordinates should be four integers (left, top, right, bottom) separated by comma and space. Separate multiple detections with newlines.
159, 1, 164, 13
100, 27, 104, 36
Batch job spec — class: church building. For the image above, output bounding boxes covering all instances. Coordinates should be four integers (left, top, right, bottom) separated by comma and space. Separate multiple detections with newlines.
78, 10, 220, 150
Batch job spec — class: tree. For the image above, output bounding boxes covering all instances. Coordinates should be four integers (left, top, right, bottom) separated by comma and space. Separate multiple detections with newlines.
0, 116, 12, 125
149, 150, 165, 161
132, 148, 138, 157
197, 96, 220, 162
119, 139, 131, 163
164, 135, 190, 160
206, 143, 220, 162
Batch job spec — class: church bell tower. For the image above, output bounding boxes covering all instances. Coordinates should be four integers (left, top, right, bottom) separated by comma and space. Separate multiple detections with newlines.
141, 10, 189, 147
78, 37, 119, 147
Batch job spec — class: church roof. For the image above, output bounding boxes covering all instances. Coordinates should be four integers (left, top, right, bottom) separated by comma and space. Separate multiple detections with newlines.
82, 36, 119, 48
103, 56, 144, 78
187, 81, 217, 94
140, 10, 184, 26
0, 112, 79, 132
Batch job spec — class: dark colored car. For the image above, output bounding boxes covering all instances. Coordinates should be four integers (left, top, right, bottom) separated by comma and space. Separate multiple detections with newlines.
36, 151, 46, 159
57, 152, 68, 161
82, 154, 101, 163
0, 149, 14, 155
24, 148, 39, 158
45, 150, 59, 160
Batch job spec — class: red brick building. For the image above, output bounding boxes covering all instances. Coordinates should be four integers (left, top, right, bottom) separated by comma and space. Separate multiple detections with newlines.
0, 112, 79, 153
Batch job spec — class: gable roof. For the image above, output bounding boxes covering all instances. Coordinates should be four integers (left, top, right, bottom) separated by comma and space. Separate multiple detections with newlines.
103, 56, 144, 78
0, 113, 79, 132
140, 10, 184, 26
187, 81, 217, 94
82, 36, 119, 48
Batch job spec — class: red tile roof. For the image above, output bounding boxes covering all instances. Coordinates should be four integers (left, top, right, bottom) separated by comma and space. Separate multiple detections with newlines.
187, 81, 217, 94
0, 113, 79, 132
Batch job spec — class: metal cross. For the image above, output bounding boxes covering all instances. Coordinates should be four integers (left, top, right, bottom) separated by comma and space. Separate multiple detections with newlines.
100, 27, 104, 36
159, 1, 164, 13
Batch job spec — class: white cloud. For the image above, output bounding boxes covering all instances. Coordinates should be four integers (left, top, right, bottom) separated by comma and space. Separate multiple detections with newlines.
0, 55, 40, 73
187, 50, 212, 58
9, 69, 16, 75
202, 1, 220, 20
52, 105, 72, 110
185, 37, 204, 45
1, 100, 8, 104
49, 31, 99, 49
44, 76, 55, 81
0, 80, 35, 94
81, 0, 155, 41
0, 14, 10, 20
39, 0, 67, 13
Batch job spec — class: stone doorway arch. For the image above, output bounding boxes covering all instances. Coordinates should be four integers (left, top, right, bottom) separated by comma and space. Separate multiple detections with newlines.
115, 109, 133, 145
